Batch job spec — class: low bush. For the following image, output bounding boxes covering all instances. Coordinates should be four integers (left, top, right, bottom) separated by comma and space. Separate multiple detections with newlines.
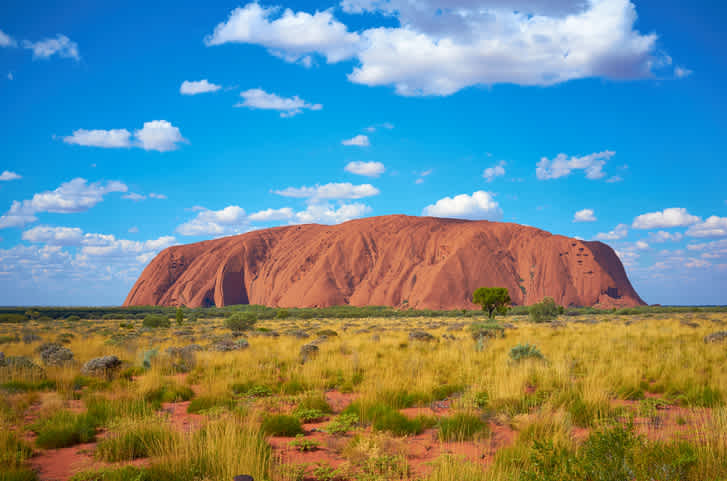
509, 344, 545, 362
225, 312, 257, 332
142, 315, 170, 328
325, 413, 359, 435
528, 297, 563, 323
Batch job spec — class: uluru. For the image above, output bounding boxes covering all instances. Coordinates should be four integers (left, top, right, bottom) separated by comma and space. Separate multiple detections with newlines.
124, 215, 644, 310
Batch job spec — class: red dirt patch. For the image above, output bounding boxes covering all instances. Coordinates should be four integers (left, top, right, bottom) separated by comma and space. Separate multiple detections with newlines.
161, 401, 204, 432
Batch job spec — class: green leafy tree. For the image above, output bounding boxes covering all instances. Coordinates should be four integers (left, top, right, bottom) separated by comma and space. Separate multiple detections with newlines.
175, 307, 184, 326
472, 287, 511, 319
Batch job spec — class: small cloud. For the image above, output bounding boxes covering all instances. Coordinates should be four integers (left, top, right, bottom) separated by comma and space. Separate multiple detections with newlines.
482, 161, 506, 183
536, 151, 615, 180
595, 223, 628, 241
122, 192, 146, 201
23, 34, 79, 60
342, 134, 370, 147
632, 208, 701, 229
606, 176, 623, 183
674, 66, 693, 78
128, 226, 139, 233
7, 72, 12, 80
415, 168, 433, 184
180, 79, 222, 95
274, 182, 379, 202
344, 161, 384, 177
0, 29, 16, 47
62, 121, 186, 152
573, 208, 596, 222
149, 193, 167, 199
236, 88, 322, 117
0, 171, 21, 181
423, 191, 502, 220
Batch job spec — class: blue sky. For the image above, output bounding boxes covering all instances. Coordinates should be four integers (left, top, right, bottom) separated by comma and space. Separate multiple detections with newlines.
1, 0, 725, 306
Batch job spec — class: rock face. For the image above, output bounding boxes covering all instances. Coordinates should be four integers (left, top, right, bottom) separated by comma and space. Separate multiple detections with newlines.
124, 215, 644, 310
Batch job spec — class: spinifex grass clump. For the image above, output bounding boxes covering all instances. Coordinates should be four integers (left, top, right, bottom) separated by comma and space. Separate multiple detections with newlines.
31, 411, 98, 449
343, 401, 435, 436
508, 343, 544, 362
261, 414, 303, 437
438, 413, 488, 441
96, 418, 173, 461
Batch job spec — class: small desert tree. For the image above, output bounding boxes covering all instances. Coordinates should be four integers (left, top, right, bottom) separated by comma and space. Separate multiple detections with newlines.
175, 307, 184, 326
472, 287, 511, 319
528, 297, 564, 323
225, 312, 257, 334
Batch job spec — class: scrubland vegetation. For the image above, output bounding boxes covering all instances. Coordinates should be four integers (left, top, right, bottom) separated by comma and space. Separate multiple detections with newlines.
1, 306, 727, 480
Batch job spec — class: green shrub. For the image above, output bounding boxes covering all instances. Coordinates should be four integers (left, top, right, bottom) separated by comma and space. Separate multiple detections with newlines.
431, 384, 463, 401
289, 434, 319, 452
0, 470, 39, 481
469, 322, 505, 340
438, 413, 487, 441
0, 314, 28, 324
528, 297, 563, 323
275, 309, 290, 319
473, 391, 489, 409
344, 402, 433, 436
324, 413, 359, 435
509, 343, 544, 362
1, 380, 56, 393
142, 315, 170, 328
317, 329, 338, 337
261, 415, 303, 437
69, 466, 149, 481
32, 411, 98, 448
293, 408, 327, 423
296, 394, 332, 413
66, 315, 81, 322
224, 312, 257, 332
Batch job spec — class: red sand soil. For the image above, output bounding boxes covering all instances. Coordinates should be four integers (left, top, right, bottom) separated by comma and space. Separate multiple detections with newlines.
124, 215, 644, 310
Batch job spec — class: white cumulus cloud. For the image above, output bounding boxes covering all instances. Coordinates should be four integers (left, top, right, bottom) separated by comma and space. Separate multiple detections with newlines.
205, 0, 666, 96
293, 202, 370, 224
0, 178, 127, 229
63, 121, 186, 152
237, 88, 322, 117
248, 207, 295, 222
274, 182, 379, 202
176, 205, 248, 236
134, 120, 187, 152
686, 216, 727, 238
180, 79, 222, 95
632, 208, 701, 230
595, 223, 628, 241
573, 209, 596, 222
344, 161, 385, 177
422, 191, 502, 220
0, 171, 21, 181
205, 3, 361, 64
649, 231, 683, 243
536, 151, 615, 180
63, 129, 132, 148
